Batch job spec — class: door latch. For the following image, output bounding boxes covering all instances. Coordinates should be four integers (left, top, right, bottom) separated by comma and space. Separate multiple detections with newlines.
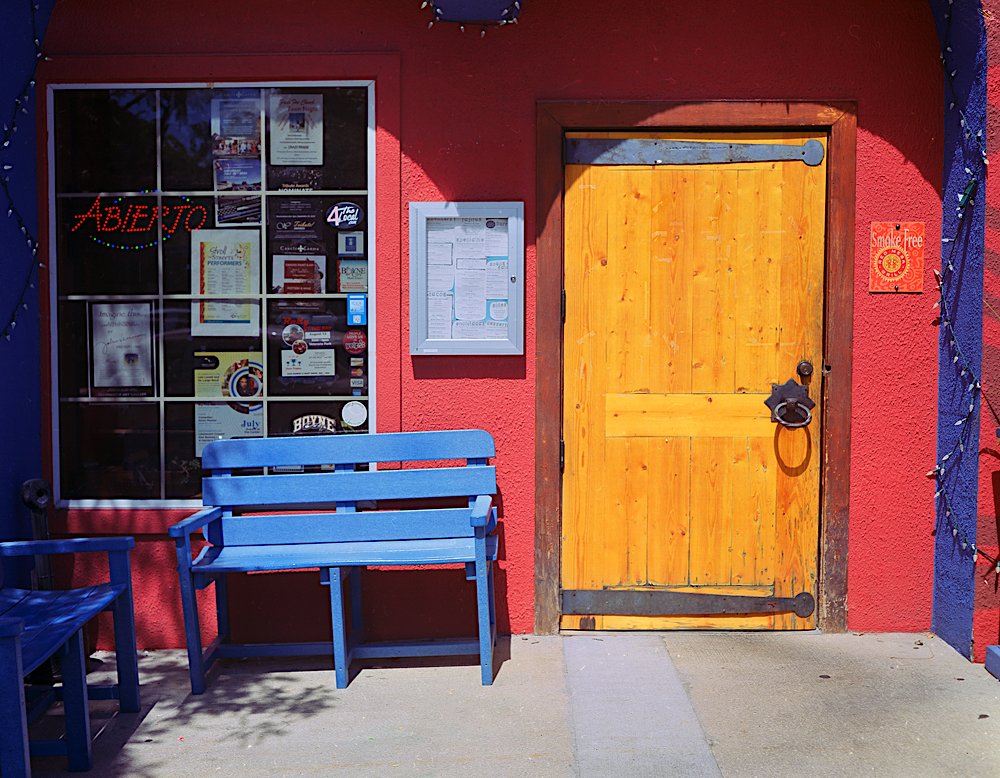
764, 377, 815, 429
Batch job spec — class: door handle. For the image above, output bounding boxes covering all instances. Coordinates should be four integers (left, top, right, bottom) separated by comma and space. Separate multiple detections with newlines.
764, 377, 815, 429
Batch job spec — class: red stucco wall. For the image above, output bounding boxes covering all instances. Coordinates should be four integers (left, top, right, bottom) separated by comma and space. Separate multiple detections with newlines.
41, 0, 944, 646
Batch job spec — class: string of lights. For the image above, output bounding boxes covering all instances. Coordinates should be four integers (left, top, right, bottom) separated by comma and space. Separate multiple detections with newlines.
1, 1, 44, 343
929, 0, 998, 577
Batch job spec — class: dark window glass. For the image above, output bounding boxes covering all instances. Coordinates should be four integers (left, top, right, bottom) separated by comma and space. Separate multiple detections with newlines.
54, 90, 157, 193
59, 403, 160, 499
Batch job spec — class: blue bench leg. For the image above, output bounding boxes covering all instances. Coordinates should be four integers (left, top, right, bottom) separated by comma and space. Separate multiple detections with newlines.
327, 567, 350, 688
474, 549, 494, 686
349, 567, 364, 645
215, 574, 231, 646
109, 554, 141, 713
0, 633, 30, 777
174, 544, 207, 694
61, 630, 93, 772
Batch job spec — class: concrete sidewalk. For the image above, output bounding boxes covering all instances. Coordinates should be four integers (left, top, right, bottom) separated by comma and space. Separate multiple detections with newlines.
30, 632, 1000, 777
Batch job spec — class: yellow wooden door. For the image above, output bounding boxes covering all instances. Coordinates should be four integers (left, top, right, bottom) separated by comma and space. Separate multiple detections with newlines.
560, 131, 826, 630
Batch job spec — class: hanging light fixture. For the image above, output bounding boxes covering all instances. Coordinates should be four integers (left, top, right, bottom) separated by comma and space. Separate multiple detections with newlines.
422, 1, 522, 33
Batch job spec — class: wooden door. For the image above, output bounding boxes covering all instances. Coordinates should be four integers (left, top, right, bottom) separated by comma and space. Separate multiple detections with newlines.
560, 131, 826, 630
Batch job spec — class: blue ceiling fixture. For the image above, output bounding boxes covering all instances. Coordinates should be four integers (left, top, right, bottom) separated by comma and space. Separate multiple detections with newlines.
422, 1, 522, 34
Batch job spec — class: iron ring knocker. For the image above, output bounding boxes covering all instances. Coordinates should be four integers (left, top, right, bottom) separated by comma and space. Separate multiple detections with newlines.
771, 399, 813, 429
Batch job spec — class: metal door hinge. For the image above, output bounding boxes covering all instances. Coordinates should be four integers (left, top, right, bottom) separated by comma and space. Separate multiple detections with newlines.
561, 289, 566, 325
559, 439, 565, 473
564, 137, 825, 167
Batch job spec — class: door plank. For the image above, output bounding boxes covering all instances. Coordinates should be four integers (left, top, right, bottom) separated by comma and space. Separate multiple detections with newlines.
689, 437, 735, 585
562, 163, 610, 590
646, 436, 691, 586
773, 426, 817, 628
650, 170, 695, 394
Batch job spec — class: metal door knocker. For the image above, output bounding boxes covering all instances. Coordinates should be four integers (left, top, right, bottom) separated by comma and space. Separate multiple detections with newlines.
764, 377, 815, 429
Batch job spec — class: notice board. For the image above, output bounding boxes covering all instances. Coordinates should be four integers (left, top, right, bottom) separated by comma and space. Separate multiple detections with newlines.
409, 202, 524, 355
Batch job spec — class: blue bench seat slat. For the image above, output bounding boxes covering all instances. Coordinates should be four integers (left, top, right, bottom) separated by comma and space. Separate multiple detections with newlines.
202, 429, 495, 469
203, 466, 496, 508
220, 507, 484, 546
193, 536, 499, 573
0, 585, 123, 675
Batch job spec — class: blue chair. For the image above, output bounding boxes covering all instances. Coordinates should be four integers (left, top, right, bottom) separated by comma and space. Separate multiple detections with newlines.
0, 538, 140, 776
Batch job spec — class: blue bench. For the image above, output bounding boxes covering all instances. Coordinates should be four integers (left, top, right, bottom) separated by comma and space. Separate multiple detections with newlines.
170, 429, 500, 693
0, 538, 140, 776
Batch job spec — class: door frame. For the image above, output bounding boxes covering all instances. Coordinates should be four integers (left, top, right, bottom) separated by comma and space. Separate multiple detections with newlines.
534, 100, 857, 634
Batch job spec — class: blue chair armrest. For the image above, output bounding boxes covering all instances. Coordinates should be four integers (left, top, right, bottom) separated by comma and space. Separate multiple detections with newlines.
470, 495, 495, 528
0, 537, 135, 557
0, 617, 24, 638
168, 507, 224, 539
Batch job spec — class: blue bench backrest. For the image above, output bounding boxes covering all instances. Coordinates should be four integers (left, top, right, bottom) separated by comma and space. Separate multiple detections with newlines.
200, 430, 496, 547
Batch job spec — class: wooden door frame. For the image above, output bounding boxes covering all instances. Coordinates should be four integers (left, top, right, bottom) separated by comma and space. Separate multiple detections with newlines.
534, 100, 856, 634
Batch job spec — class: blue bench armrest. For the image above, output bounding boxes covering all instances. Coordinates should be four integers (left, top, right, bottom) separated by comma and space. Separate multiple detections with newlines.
0, 617, 24, 637
470, 495, 495, 529
168, 507, 224, 538
0, 537, 135, 557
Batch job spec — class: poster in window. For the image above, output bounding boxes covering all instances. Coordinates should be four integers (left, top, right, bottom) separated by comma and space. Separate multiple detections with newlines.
213, 158, 262, 192
192, 351, 264, 456
270, 197, 324, 253
91, 302, 154, 389
273, 256, 326, 294
216, 195, 261, 226
276, 308, 336, 380
210, 97, 261, 158
193, 351, 264, 401
211, 96, 262, 225
194, 404, 263, 457
190, 229, 260, 336
337, 259, 367, 292
269, 93, 323, 166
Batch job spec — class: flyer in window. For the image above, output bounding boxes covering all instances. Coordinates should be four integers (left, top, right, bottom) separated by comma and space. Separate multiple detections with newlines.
279, 315, 336, 378
190, 229, 260, 336
210, 97, 261, 157
269, 93, 323, 166
214, 157, 262, 192
337, 259, 367, 292
91, 302, 154, 389
216, 195, 261, 226
273, 256, 326, 294
193, 352, 264, 401
194, 404, 263, 457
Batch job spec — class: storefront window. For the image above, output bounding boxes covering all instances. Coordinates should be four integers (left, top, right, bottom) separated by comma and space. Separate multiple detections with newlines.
50, 83, 374, 505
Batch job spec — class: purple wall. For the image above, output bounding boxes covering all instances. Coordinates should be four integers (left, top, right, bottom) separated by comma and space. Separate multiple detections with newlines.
929, 0, 988, 659
0, 1, 54, 583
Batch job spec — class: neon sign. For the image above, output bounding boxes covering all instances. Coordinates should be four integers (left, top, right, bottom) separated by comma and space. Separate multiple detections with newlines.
71, 194, 205, 251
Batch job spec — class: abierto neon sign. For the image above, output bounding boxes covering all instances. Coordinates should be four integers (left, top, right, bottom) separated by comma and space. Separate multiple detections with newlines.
71, 194, 206, 251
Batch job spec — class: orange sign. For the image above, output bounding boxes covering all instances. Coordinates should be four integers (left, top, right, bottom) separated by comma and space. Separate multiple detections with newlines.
869, 221, 924, 293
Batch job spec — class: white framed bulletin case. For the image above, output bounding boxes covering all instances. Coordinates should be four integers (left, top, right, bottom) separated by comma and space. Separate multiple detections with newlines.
409, 201, 524, 355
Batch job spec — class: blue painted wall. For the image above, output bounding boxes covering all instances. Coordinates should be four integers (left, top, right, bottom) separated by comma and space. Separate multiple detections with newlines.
0, 2, 54, 584
929, 0, 987, 658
